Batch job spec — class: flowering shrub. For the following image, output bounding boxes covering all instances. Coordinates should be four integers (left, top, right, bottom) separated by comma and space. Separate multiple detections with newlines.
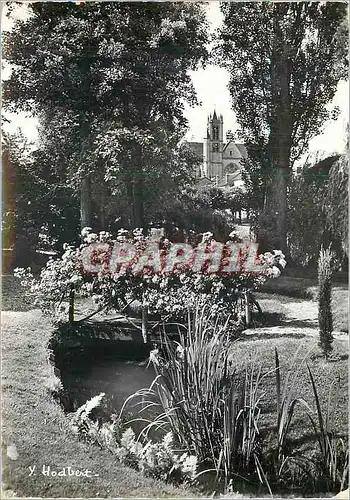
14, 227, 286, 328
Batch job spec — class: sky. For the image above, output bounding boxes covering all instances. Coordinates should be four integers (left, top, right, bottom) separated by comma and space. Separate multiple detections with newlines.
1, 2, 349, 163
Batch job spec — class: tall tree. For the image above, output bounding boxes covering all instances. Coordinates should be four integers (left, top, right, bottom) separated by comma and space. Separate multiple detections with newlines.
216, 2, 347, 253
3, 2, 208, 230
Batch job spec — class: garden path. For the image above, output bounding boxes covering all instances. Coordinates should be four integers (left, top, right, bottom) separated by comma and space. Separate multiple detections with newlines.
243, 294, 348, 342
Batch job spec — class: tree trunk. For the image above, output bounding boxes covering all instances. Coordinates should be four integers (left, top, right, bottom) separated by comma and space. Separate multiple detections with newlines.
266, 167, 288, 254
266, 18, 293, 255
80, 175, 91, 230
79, 112, 92, 231
132, 176, 144, 229
68, 286, 75, 324
100, 189, 105, 229
141, 304, 148, 344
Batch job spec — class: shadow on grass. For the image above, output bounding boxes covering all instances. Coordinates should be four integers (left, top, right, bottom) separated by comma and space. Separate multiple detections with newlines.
262, 311, 285, 326
319, 353, 349, 363
1, 276, 35, 312
280, 318, 318, 329
239, 330, 309, 341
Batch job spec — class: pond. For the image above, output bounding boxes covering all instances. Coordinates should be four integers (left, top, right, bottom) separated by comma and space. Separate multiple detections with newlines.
51, 331, 159, 425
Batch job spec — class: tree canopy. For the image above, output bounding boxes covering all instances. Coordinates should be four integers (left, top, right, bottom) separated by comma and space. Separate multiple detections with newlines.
3, 2, 209, 229
216, 2, 347, 253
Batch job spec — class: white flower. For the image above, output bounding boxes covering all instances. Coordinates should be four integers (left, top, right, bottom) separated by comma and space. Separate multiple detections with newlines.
81, 227, 92, 238
117, 228, 129, 236
99, 231, 111, 242
162, 432, 173, 449
279, 258, 287, 269
92, 294, 103, 304
201, 231, 213, 243
159, 278, 168, 290
149, 348, 160, 366
271, 265, 281, 277
150, 228, 164, 240
85, 233, 98, 244
83, 282, 93, 292
179, 454, 198, 478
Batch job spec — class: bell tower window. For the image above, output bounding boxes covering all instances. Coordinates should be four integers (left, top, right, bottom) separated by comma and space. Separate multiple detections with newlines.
213, 126, 219, 141
212, 143, 219, 152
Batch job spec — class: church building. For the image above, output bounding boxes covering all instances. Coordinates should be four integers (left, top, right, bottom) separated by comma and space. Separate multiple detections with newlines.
188, 111, 247, 189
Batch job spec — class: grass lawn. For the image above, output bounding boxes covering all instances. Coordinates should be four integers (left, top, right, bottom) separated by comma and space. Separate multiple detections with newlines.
1, 307, 192, 498
229, 335, 349, 440
331, 288, 349, 333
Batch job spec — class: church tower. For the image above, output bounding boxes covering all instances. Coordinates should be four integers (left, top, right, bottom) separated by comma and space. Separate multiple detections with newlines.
203, 110, 224, 181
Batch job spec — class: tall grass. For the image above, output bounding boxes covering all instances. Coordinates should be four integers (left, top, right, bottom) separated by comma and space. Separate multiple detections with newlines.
139, 304, 264, 490
306, 365, 349, 492
274, 347, 311, 468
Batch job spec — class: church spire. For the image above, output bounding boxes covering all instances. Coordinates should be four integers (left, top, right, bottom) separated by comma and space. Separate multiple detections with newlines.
213, 109, 217, 120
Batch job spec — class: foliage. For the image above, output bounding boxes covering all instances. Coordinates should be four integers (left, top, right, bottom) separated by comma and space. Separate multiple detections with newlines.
66, 316, 348, 495
152, 186, 236, 242
150, 186, 249, 244
14, 228, 286, 327
2, 131, 40, 255
3, 2, 209, 229
2, 130, 80, 263
261, 354, 348, 494
216, 2, 347, 251
317, 246, 334, 357
287, 156, 347, 268
324, 154, 349, 257
287, 165, 328, 266
306, 365, 349, 492
69, 394, 198, 483
144, 304, 263, 489
273, 347, 311, 470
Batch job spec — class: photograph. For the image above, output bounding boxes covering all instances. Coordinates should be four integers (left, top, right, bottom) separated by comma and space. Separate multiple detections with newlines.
1, 1, 349, 498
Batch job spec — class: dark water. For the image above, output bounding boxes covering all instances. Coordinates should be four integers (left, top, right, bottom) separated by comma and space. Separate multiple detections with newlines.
54, 338, 159, 424
68, 360, 156, 415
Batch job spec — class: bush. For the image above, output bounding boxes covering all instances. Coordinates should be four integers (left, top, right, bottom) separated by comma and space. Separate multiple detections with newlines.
287, 158, 347, 268
151, 186, 236, 242
318, 246, 334, 357
325, 155, 348, 258
14, 228, 286, 328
